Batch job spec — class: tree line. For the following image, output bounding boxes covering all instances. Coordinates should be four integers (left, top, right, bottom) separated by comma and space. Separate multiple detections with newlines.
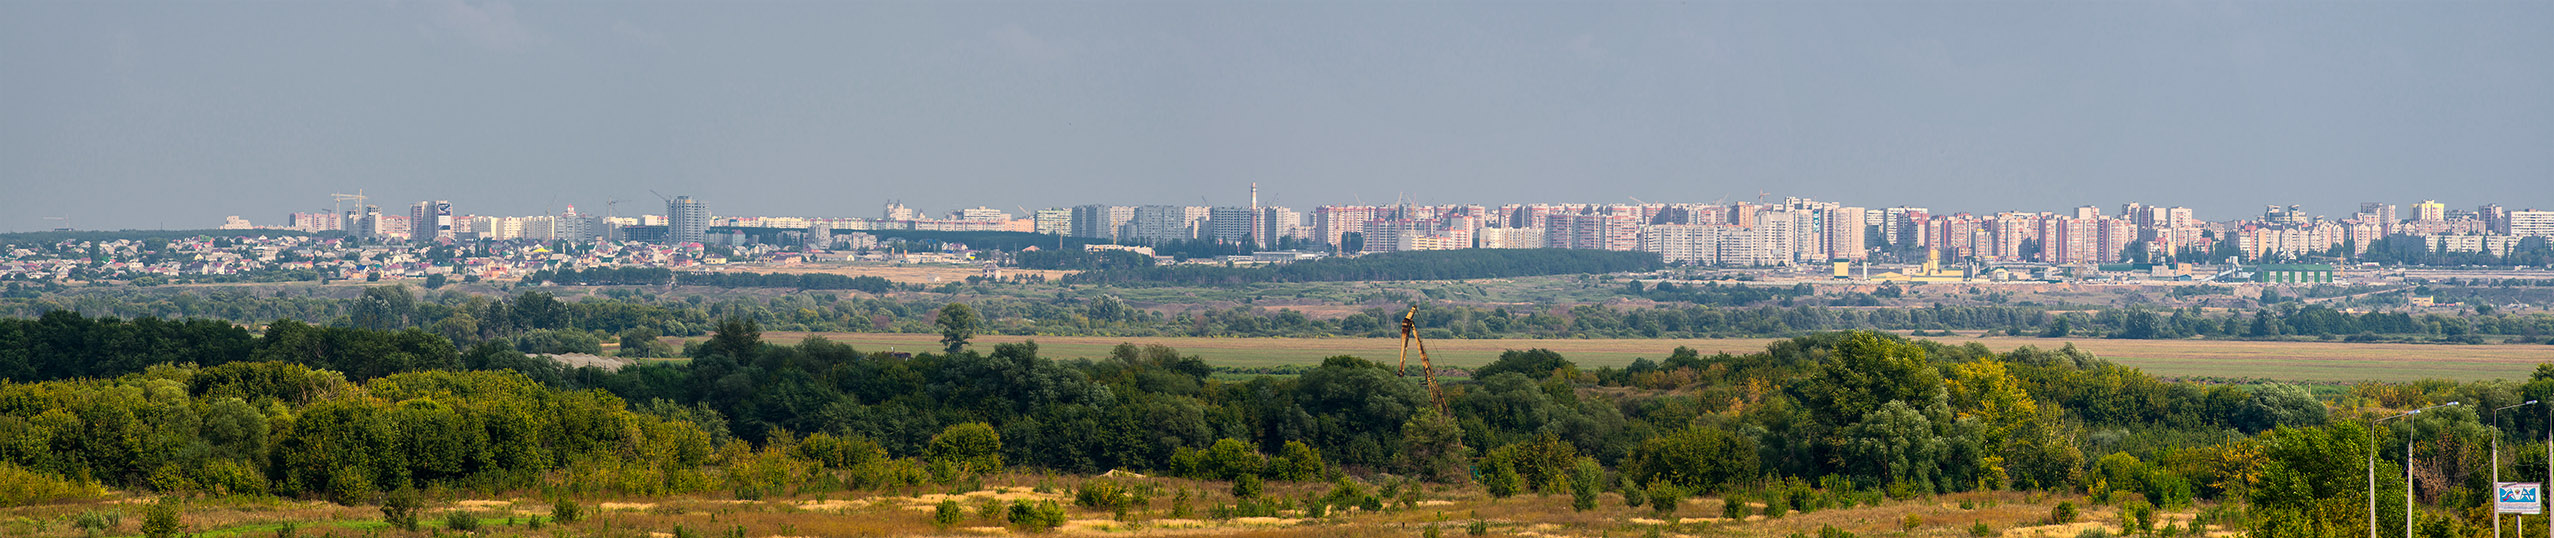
524, 267, 898, 294
1058, 249, 1667, 286
3, 307, 2554, 538
10, 285, 2553, 349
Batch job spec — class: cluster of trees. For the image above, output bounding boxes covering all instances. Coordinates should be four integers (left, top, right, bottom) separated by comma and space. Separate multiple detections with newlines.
1635, 280, 1818, 306
1060, 249, 1666, 286
2092, 304, 2554, 342
1011, 249, 1159, 271
6, 304, 2554, 538
0, 362, 713, 503
13, 285, 2553, 349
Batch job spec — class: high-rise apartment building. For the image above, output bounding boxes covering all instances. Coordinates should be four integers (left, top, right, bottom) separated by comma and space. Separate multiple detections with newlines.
1259, 207, 1301, 246
1070, 205, 1135, 240
666, 196, 709, 245
1883, 207, 1929, 246
2414, 200, 2446, 222
1206, 207, 1255, 244
1825, 207, 1868, 260
1127, 205, 1195, 244
1545, 213, 1639, 251
882, 202, 920, 221
409, 201, 452, 244
1032, 209, 1072, 236
951, 207, 1010, 222
2480, 204, 2512, 234
2511, 210, 2554, 239
2359, 202, 2397, 236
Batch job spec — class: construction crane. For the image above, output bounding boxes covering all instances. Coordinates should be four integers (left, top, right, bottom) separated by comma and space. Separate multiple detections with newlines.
330, 191, 368, 215
1396, 306, 1447, 413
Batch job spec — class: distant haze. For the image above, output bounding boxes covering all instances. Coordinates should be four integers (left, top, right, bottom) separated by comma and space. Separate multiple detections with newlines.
3, 1, 2549, 232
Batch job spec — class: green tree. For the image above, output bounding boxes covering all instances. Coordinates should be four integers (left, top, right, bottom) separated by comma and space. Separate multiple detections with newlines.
1840, 400, 1949, 493
1797, 332, 1943, 428
141, 501, 181, 538
1396, 410, 1471, 483
938, 303, 979, 353
926, 422, 1003, 477
1567, 457, 1604, 511
1628, 426, 1758, 493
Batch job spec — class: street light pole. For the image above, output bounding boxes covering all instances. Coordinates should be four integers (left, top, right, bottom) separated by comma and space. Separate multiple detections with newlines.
2498, 401, 2541, 538
2377, 402, 2460, 538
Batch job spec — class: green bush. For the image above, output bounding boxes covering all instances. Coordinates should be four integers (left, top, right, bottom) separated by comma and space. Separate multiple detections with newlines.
925, 423, 1004, 479
380, 487, 422, 531
1623, 481, 1648, 508
1468, 519, 1490, 535
444, 511, 481, 532
976, 496, 1005, 522
1232, 473, 1265, 499
1322, 477, 1376, 513
1647, 482, 1685, 516
933, 500, 964, 527
1971, 522, 1994, 537
1902, 513, 1923, 531
1722, 494, 1746, 519
73, 511, 121, 538
0, 462, 105, 507
1007, 500, 1065, 532
1568, 458, 1604, 512
551, 499, 582, 524
2052, 501, 2079, 524
141, 501, 181, 538
1075, 479, 1135, 511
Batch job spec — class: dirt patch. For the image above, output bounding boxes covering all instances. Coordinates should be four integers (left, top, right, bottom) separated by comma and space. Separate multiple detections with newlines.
452, 499, 513, 508
2004, 522, 2116, 538
904, 487, 1065, 506
539, 353, 633, 371
687, 262, 1077, 286
600, 502, 658, 511
797, 499, 868, 512
1229, 517, 1303, 526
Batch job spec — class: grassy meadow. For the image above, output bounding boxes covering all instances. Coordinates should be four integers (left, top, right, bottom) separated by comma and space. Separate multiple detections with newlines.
0, 473, 2185, 538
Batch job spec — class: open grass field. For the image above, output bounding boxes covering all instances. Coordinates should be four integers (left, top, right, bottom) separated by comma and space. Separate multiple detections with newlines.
730, 332, 2554, 383
0, 472, 2181, 538
688, 262, 1080, 285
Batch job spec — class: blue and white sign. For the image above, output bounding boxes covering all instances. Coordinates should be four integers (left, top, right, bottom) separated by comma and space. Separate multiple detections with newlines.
2498, 482, 2543, 514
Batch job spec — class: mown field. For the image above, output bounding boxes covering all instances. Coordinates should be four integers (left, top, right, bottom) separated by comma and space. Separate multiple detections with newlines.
712, 332, 2554, 382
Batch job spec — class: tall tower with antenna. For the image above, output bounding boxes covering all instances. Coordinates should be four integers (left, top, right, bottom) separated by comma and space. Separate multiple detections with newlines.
1250, 183, 1262, 250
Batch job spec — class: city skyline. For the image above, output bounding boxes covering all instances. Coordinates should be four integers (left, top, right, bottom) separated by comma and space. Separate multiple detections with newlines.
5, 2, 2550, 232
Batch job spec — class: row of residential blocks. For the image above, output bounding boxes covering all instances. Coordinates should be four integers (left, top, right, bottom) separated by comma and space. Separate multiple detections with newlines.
242, 196, 2553, 266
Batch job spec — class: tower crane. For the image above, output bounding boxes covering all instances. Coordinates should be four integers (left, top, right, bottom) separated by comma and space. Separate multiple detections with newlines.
330, 191, 368, 223
1396, 306, 1447, 413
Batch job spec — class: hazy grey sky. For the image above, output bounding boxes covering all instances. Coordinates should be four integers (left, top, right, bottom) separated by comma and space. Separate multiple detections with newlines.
4, 1, 2549, 232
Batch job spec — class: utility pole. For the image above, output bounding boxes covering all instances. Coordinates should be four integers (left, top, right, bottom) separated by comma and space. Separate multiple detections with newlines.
2500, 401, 2541, 538
2378, 402, 2459, 538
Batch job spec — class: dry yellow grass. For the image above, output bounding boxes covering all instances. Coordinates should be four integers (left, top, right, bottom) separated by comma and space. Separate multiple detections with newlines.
0, 476, 2224, 538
